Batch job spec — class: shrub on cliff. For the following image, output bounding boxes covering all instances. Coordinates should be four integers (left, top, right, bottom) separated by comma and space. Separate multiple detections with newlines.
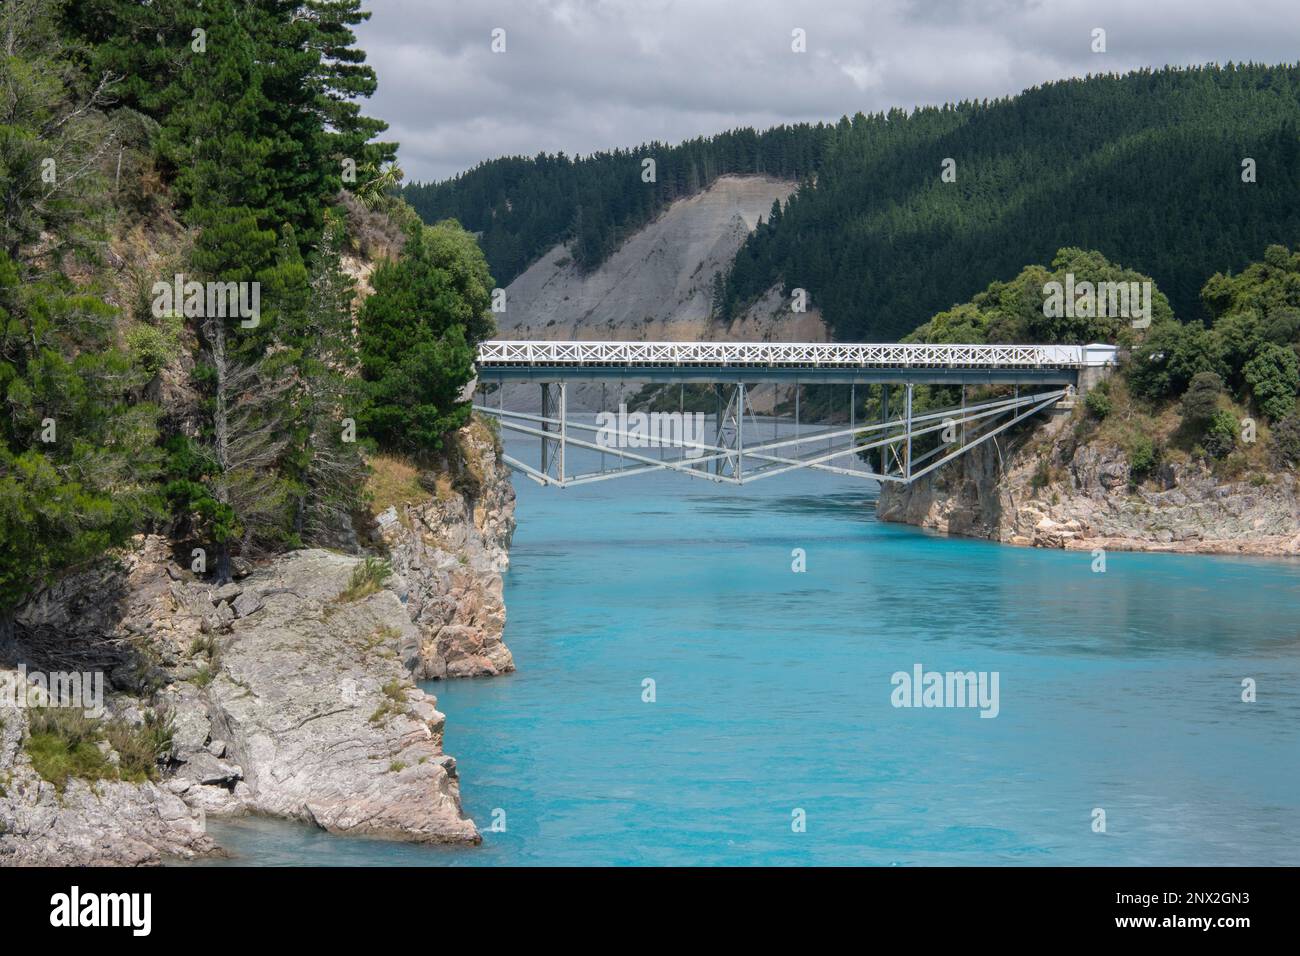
1202, 409, 1239, 459
1084, 386, 1112, 420
1180, 371, 1225, 427
1127, 434, 1157, 478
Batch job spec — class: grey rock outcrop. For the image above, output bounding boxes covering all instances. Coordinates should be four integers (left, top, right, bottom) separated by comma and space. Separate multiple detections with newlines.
380, 421, 517, 679
167, 549, 479, 844
877, 410, 1300, 555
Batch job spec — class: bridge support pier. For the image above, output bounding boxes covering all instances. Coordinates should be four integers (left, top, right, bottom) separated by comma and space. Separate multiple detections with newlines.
880, 384, 889, 475
713, 383, 746, 480
540, 382, 566, 483
904, 383, 913, 481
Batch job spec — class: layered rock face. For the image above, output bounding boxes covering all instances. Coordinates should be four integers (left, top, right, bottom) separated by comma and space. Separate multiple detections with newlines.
172, 550, 479, 844
0, 540, 483, 863
378, 422, 517, 679
877, 411, 1300, 555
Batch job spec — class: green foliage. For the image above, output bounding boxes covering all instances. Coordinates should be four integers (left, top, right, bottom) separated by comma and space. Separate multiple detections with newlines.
1269, 413, 1300, 467
1202, 409, 1238, 459
1202, 245, 1300, 336
1180, 371, 1224, 428
1242, 342, 1300, 421
104, 707, 175, 777
370, 679, 410, 725
23, 707, 169, 791
0, 0, 115, 263
0, 3, 164, 616
125, 313, 183, 378
1128, 320, 1227, 401
162, 434, 235, 542
336, 557, 391, 603
906, 247, 1172, 346
287, 214, 368, 543
22, 709, 111, 792
1127, 434, 1157, 478
1199, 244, 1300, 404
358, 220, 494, 455
64, 0, 394, 246
1084, 388, 1112, 421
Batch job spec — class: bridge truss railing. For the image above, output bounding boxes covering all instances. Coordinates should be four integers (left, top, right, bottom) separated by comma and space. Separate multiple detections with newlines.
476, 340, 1088, 370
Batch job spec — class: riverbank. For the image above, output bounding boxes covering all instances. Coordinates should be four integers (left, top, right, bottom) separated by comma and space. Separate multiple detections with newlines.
877, 410, 1300, 556
0, 421, 515, 865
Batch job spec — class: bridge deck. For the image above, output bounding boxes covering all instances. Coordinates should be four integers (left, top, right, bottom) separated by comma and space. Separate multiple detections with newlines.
476, 340, 1113, 385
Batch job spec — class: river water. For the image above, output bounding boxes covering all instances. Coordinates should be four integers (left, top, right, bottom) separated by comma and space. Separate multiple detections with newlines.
203, 429, 1300, 866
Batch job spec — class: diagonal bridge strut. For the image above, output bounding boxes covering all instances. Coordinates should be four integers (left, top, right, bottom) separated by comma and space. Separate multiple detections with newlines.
474, 382, 1071, 488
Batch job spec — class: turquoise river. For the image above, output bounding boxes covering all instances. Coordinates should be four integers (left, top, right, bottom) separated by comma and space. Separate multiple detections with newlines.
201, 432, 1300, 866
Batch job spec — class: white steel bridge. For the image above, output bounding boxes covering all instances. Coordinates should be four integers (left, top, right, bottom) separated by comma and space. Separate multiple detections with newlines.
474, 340, 1116, 488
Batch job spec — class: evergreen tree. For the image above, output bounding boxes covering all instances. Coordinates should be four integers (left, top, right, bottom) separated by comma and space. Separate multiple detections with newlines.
357, 220, 494, 456
293, 213, 367, 544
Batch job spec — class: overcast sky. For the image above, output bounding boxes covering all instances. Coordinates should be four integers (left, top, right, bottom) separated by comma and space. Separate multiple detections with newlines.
354, 0, 1300, 184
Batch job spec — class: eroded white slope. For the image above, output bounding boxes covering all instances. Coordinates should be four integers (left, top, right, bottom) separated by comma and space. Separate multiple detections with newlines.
497, 174, 827, 343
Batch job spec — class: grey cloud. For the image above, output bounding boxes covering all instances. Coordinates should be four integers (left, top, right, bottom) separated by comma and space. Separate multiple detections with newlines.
353, 0, 1300, 182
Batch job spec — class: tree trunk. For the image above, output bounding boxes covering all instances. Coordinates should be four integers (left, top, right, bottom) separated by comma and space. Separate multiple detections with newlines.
215, 541, 232, 585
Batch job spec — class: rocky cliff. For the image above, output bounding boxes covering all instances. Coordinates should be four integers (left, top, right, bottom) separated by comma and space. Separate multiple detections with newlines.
376, 420, 516, 679
0, 421, 516, 864
877, 410, 1300, 555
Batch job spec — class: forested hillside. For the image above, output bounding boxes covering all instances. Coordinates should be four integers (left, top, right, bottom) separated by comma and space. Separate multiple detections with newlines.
725, 64, 1300, 338
414, 63, 1300, 341
1, 0, 494, 636
401, 125, 828, 286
